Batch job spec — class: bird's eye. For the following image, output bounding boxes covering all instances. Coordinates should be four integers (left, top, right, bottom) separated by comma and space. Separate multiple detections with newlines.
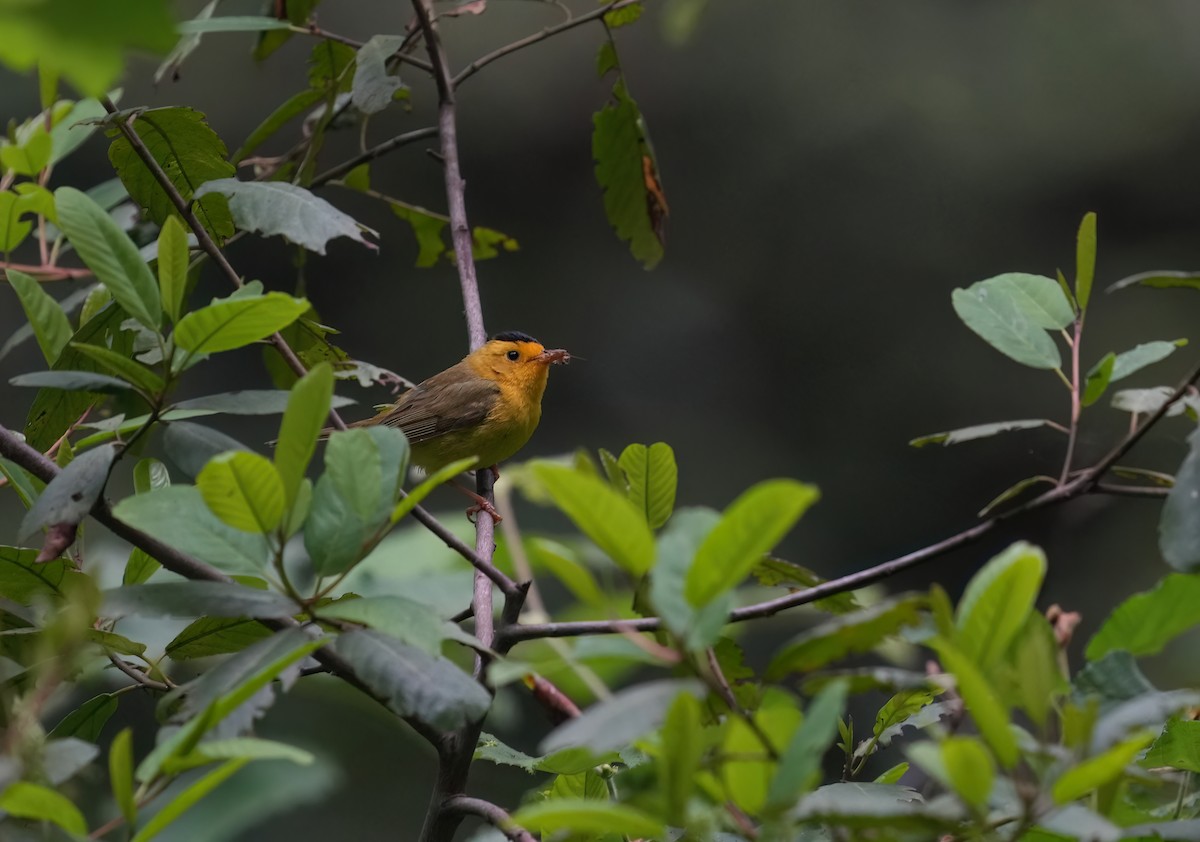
506, 350, 520, 361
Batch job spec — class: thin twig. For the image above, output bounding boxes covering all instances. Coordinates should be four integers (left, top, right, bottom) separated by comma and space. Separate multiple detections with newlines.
0, 424, 443, 748
441, 795, 536, 842
0, 262, 92, 281
452, 0, 643, 88
1059, 316, 1083, 484
1093, 483, 1170, 498
98, 97, 348, 434
311, 126, 439, 187
107, 654, 169, 692
502, 352, 1200, 645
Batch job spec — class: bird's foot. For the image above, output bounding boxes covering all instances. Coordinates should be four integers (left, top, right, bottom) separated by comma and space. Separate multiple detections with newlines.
465, 496, 503, 524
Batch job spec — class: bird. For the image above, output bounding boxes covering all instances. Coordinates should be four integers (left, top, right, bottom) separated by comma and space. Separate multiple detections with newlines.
335, 331, 570, 519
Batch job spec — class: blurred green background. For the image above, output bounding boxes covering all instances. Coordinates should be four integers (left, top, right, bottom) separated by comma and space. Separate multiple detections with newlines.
3, 1, 1200, 838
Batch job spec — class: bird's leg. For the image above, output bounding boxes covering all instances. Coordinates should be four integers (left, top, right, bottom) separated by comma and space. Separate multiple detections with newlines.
451, 479, 503, 523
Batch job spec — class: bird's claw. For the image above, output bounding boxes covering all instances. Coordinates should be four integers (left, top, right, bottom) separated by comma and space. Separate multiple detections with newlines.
466, 499, 503, 524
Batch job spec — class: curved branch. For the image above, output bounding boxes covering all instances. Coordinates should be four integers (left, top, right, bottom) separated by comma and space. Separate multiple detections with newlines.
502, 353, 1200, 646
442, 795, 536, 842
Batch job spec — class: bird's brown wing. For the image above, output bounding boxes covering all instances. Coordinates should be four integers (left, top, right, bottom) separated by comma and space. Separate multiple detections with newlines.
365, 366, 500, 444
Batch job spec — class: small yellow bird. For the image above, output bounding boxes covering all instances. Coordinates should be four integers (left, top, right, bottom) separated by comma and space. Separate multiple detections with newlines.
340, 331, 570, 516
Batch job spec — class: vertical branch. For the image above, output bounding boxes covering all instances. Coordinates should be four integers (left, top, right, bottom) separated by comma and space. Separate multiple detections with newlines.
1059, 317, 1083, 484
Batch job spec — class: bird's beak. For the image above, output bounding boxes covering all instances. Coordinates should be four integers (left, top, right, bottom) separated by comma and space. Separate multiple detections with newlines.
533, 348, 571, 365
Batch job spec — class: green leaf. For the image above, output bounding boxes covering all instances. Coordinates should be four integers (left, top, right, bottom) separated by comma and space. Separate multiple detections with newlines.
0, 190, 33, 250
173, 389, 353, 416
955, 541, 1046, 670
1076, 212, 1097, 310
0, 546, 68, 602
1087, 573, 1200, 660
1161, 427, 1200, 571
511, 799, 664, 840
390, 203, 449, 268
531, 463, 655, 575
351, 35, 406, 114
232, 89, 324, 164
864, 689, 944, 755
325, 428, 383, 521
0, 125, 51, 175
19, 442, 115, 542
333, 629, 491, 731
49, 692, 118, 740
754, 557, 862, 614
767, 679, 849, 810
104, 581, 297, 619
0, 781, 87, 836
1053, 730, 1155, 803
174, 291, 309, 355
196, 451, 286, 533
6, 269, 72, 365
1111, 340, 1186, 382
605, 2, 644, 26
165, 737, 312, 776
70, 341, 165, 395
649, 507, 729, 649
131, 759, 249, 842
114, 485, 269, 574
1082, 352, 1115, 407
951, 276, 1064, 369
194, 179, 376, 255
593, 80, 664, 269
618, 442, 677, 529
686, 478, 819, 605
1141, 718, 1200, 773
389, 456, 478, 524
274, 362, 332, 510
1074, 651, 1155, 703
54, 186, 161, 329
540, 679, 704, 755
1108, 270, 1200, 293
942, 736, 995, 809
909, 418, 1056, 448
989, 272, 1076, 329
157, 215, 189, 324
874, 762, 909, 785
1009, 612, 1066, 728
110, 727, 136, 823
471, 226, 519, 261
767, 594, 926, 678
107, 106, 236, 241
177, 16, 293, 33
932, 637, 1017, 767
166, 616, 274, 660
316, 595, 446, 655
11, 369, 134, 393
0, 0, 176, 97
660, 691, 702, 824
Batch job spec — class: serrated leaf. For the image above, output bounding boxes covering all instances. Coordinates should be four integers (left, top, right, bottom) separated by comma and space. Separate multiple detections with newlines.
593, 80, 663, 269
910, 418, 1056, 448
49, 693, 118, 740
687, 479, 820, 606
618, 442, 677, 529
6, 269, 72, 365
351, 35, 406, 114
197, 451, 286, 533
54, 186, 161, 329
1161, 427, 1200, 571
1141, 718, 1200, 773
194, 179, 375, 255
768, 594, 926, 678
174, 291, 309, 355
107, 106, 235, 241
531, 463, 655, 575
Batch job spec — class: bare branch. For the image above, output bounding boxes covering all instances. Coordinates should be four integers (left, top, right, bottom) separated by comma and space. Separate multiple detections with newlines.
311, 126, 439, 188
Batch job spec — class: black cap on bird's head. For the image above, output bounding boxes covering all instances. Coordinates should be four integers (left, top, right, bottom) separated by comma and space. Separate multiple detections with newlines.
490, 330, 539, 344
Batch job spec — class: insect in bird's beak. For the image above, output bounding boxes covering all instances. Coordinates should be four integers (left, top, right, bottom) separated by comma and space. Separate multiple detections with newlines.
533, 348, 571, 365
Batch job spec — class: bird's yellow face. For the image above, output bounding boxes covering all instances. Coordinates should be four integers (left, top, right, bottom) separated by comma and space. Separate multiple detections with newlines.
467, 332, 570, 398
